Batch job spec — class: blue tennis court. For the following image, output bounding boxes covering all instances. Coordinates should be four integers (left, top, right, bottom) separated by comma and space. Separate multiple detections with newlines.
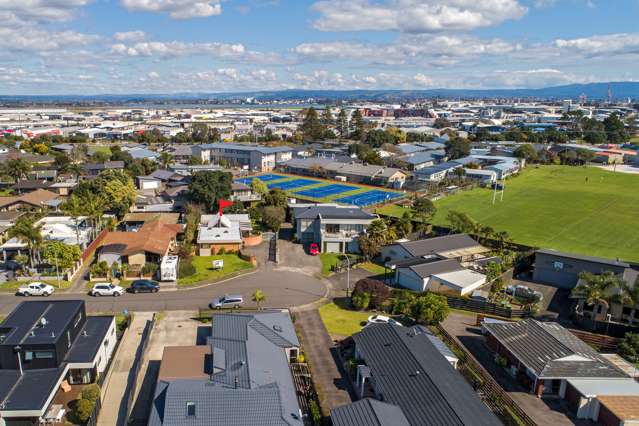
235, 174, 286, 185
267, 178, 318, 190
294, 184, 354, 199
335, 190, 403, 206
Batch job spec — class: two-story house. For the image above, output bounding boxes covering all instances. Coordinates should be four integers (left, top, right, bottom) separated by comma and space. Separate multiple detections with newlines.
0, 300, 116, 424
291, 204, 377, 253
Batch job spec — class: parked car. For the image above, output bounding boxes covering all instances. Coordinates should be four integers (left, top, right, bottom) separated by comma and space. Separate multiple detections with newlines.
90, 283, 124, 297
128, 280, 160, 294
209, 294, 243, 309
17, 282, 55, 297
506, 284, 543, 302
366, 314, 403, 327
309, 243, 320, 256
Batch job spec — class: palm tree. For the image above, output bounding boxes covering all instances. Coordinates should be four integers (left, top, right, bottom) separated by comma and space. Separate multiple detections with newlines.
495, 231, 511, 251
61, 195, 84, 245
615, 278, 639, 324
159, 152, 173, 169
65, 163, 85, 181
81, 193, 105, 239
252, 289, 265, 310
572, 271, 623, 316
8, 217, 43, 268
478, 225, 495, 244
3, 158, 31, 183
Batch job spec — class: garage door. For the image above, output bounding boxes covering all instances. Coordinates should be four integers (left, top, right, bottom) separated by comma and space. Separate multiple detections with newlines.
323, 242, 341, 253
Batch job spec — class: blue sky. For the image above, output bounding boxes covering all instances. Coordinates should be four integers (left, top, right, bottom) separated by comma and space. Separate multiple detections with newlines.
1, 0, 639, 94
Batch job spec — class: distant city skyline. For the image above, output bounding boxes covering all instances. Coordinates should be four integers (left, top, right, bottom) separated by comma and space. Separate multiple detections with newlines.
2, 0, 639, 94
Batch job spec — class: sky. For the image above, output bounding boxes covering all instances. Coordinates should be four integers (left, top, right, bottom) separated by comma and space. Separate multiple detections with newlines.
1, 0, 639, 94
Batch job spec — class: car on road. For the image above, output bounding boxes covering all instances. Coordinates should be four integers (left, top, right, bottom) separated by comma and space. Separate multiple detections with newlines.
366, 314, 403, 327
209, 294, 243, 309
309, 243, 320, 256
128, 280, 160, 294
17, 282, 55, 297
90, 283, 124, 297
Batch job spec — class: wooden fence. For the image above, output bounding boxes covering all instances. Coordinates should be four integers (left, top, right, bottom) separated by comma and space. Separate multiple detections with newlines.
446, 295, 530, 319
435, 324, 538, 426
568, 328, 621, 352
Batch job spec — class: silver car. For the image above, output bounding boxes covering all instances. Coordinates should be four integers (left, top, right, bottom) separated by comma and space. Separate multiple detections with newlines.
91, 283, 124, 297
209, 294, 243, 309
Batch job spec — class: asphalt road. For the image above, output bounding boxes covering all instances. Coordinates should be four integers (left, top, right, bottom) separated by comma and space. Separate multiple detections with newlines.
0, 243, 327, 315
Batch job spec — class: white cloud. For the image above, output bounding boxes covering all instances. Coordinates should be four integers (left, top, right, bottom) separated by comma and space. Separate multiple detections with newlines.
311, 0, 527, 33
0, 0, 91, 22
147, 71, 160, 79
114, 30, 147, 42
554, 33, 639, 56
110, 40, 245, 58
0, 27, 99, 52
120, 0, 222, 19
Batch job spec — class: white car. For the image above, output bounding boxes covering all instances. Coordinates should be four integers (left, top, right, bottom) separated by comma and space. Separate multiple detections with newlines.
367, 314, 403, 327
90, 283, 124, 297
17, 282, 55, 297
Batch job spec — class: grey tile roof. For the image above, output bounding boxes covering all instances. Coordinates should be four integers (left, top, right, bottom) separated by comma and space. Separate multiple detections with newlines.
149, 380, 298, 426
64, 316, 113, 363
331, 398, 410, 426
353, 324, 500, 426
484, 320, 628, 379
397, 234, 482, 258
150, 312, 303, 426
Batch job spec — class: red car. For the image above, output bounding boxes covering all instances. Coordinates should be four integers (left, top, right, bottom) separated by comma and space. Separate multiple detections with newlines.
309, 243, 320, 256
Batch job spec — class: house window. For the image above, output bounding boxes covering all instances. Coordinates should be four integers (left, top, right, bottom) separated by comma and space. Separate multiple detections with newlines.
25, 351, 34, 361
326, 224, 339, 233
186, 402, 196, 417
34, 351, 54, 359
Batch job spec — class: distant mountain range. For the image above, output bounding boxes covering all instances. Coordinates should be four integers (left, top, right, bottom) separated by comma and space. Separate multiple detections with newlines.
2, 82, 639, 104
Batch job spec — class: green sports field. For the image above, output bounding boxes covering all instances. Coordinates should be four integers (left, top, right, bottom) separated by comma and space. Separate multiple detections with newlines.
432, 165, 639, 262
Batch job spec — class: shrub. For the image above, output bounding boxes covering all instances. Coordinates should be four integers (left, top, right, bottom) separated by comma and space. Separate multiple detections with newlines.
80, 384, 100, 403
309, 400, 322, 426
90, 261, 109, 277
411, 293, 450, 325
142, 263, 158, 276
177, 243, 193, 259
352, 292, 370, 310
179, 259, 196, 277
619, 332, 639, 363
74, 398, 94, 423
218, 247, 226, 255
352, 278, 391, 309
388, 290, 417, 315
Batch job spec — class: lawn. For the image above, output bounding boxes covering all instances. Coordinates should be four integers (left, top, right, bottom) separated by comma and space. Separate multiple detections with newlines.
177, 255, 254, 287
0, 279, 72, 292
375, 203, 414, 219
358, 262, 386, 276
319, 301, 372, 337
319, 253, 358, 276
433, 165, 639, 262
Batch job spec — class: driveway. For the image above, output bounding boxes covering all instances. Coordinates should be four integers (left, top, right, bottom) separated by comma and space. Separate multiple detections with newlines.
442, 312, 578, 426
295, 310, 353, 415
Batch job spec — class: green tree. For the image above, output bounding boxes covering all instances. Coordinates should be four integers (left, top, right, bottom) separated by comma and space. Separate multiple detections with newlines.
411, 293, 450, 325
252, 289, 266, 309
336, 108, 348, 137
2, 158, 31, 183
191, 123, 211, 143
581, 118, 607, 145
603, 113, 629, 144
446, 210, 476, 234
359, 219, 395, 260
74, 398, 94, 423
263, 188, 288, 208
251, 178, 269, 198
61, 195, 85, 244
299, 107, 325, 141
444, 138, 471, 160
413, 197, 436, 220
433, 117, 452, 129
262, 206, 285, 231
615, 278, 639, 322
350, 109, 365, 140
93, 170, 136, 218
514, 144, 538, 162
187, 171, 233, 212
395, 211, 413, 238
321, 106, 334, 126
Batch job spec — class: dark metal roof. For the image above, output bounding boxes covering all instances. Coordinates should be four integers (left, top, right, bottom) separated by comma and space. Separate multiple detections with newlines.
484, 320, 628, 379
64, 316, 113, 363
397, 234, 482, 258
294, 205, 376, 221
0, 300, 84, 346
353, 324, 500, 426
0, 366, 66, 411
331, 398, 410, 426
536, 249, 630, 268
